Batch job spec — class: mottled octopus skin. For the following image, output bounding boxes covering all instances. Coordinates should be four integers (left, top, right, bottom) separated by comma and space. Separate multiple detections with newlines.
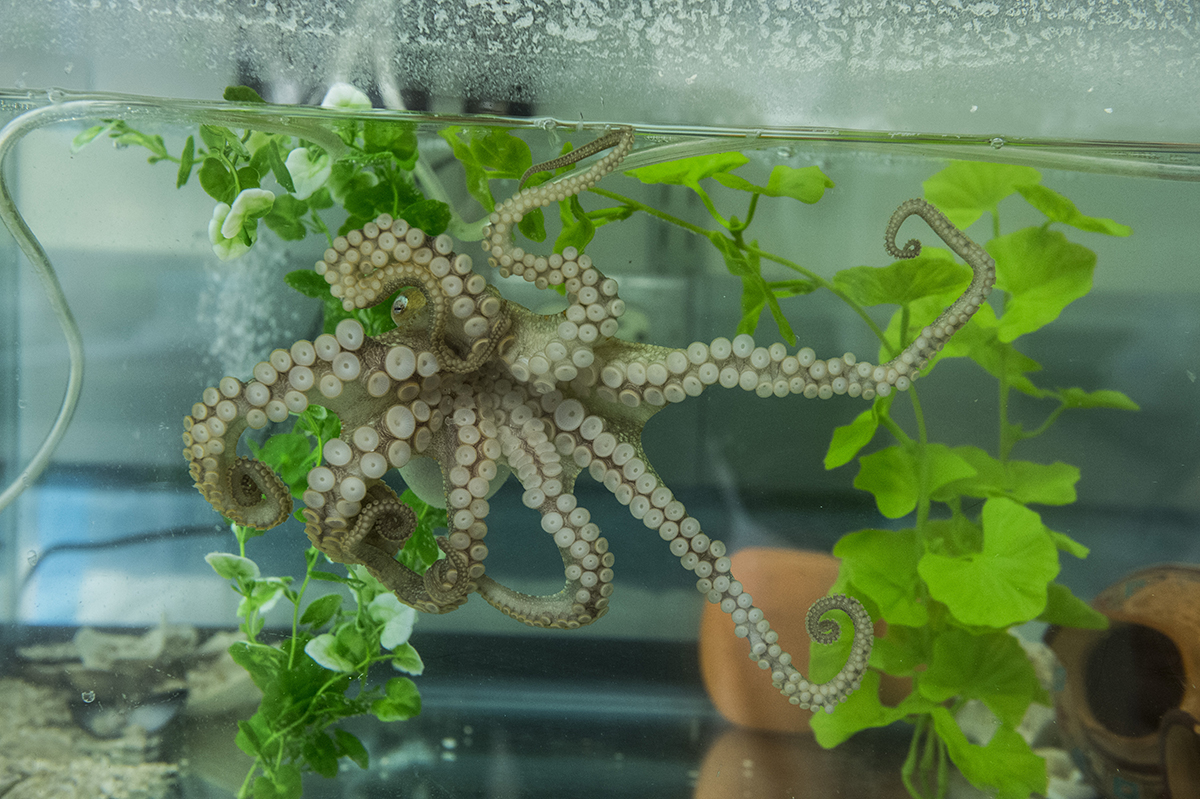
183, 129, 995, 712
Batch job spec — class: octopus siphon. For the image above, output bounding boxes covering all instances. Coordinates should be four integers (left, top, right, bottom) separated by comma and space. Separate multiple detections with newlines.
182, 128, 994, 712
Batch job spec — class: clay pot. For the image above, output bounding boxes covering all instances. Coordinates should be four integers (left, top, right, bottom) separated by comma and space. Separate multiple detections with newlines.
1045, 564, 1200, 799
698, 548, 906, 734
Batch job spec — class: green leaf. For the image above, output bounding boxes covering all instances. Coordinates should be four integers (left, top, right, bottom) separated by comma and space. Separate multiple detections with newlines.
334, 729, 370, 770
931, 707, 1047, 799
237, 578, 288, 618
304, 633, 358, 673
285, 269, 330, 299
919, 498, 1059, 627
554, 195, 594, 253
919, 629, 1045, 727
1040, 582, 1108, 629
811, 671, 935, 748
712, 164, 834, 204
942, 304, 1045, 397
206, 552, 261, 582
371, 676, 422, 722
990, 228, 1095, 342
833, 249, 968, 307
363, 121, 418, 168
870, 624, 931, 676
1047, 528, 1089, 559
236, 165, 262, 191
235, 714, 271, 759
223, 85, 267, 104
922, 161, 1042, 229
248, 431, 316, 499
824, 405, 880, 470
437, 126, 532, 213
391, 643, 426, 675
855, 443, 976, 519
253, 765, 303, 799
71, 123, 108, 152
266, 139, 296, 193
935, 447, 1080, 506
397, 489, 444, 574
399, 198, 451, 237
228, 641, 286, 692
833, 529, 929, 626
263, 194, 309, 241
1056, 387, 1140, 411
1016, 184, 1132, 236
300, 593, 344, 629
308, 569, 354, 585
197, 156, 237, 204
628, 151, 749, 189
263, 195, 308, 241
199, 124, 251, 161
303, 732, 341, 779
176, 135, 195, 188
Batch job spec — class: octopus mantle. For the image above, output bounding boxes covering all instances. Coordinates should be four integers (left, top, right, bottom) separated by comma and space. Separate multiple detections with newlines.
182, 130, 994, 712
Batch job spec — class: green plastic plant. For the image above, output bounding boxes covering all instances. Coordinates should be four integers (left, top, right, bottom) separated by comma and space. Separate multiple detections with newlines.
75, 85, 455, 798
805, 162, 1135, 799
204, 404, 445, 799
85, 94, 1133, 798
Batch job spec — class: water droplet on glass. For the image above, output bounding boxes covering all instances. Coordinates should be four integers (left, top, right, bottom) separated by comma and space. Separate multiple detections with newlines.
47, 88, 64, 104
81, 691, 96, 703
990, 137, 1006, 150
26, 550, 37, 566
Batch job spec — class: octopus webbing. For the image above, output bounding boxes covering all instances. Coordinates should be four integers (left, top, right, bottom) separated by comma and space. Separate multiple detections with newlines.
182, 129, 995, 712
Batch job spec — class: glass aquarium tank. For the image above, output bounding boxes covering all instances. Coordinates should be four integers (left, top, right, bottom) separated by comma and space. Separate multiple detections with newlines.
1, 3, 1198, 799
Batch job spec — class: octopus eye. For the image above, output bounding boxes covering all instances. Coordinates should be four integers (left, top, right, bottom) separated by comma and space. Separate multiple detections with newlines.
391, 295, 409, 321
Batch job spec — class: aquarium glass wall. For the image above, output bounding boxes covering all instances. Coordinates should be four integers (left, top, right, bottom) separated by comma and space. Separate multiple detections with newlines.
1, 3, 1198, 799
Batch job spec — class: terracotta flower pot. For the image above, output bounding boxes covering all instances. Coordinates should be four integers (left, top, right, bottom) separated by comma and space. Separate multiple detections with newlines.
1045, 564, 1200, 799
698, 548, 906, 734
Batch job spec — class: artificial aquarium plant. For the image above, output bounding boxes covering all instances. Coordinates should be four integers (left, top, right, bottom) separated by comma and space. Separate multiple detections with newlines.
804, 164, 1134, 799
81, 85, 1128, 799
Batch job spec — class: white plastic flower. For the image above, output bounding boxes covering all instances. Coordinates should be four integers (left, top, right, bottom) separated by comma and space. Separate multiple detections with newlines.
321, 82, 371, 110
305, 634, 357, 673
208, 188, 275, 261
368, 593, 417, 650
284, 147, 332, 200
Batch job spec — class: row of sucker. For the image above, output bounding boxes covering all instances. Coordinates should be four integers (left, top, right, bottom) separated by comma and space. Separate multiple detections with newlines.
314, 214, 511, 374
471, 376, 615, 627
483, 129, 635, 395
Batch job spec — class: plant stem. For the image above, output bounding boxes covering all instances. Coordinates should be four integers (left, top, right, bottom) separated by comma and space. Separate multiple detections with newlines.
587, 186, 891, 346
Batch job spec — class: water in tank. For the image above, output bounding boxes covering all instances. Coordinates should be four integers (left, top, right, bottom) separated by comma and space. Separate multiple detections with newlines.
1, 3, 1198, 799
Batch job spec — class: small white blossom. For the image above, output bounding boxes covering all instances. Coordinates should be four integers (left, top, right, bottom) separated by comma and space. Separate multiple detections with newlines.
283, 147, 332, 200
321, 82, 371, 110
368, 593, 417, 650
221, 188, 275, 239
208, 188, 274, 261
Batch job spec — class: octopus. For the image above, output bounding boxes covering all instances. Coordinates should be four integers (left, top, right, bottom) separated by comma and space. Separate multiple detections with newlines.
182, 128, 995, 712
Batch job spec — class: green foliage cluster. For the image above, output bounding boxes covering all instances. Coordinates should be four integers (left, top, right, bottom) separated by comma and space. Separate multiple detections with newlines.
77, 89, 458, 797
805, 162, 1134, 799
204, 404, 446, 798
